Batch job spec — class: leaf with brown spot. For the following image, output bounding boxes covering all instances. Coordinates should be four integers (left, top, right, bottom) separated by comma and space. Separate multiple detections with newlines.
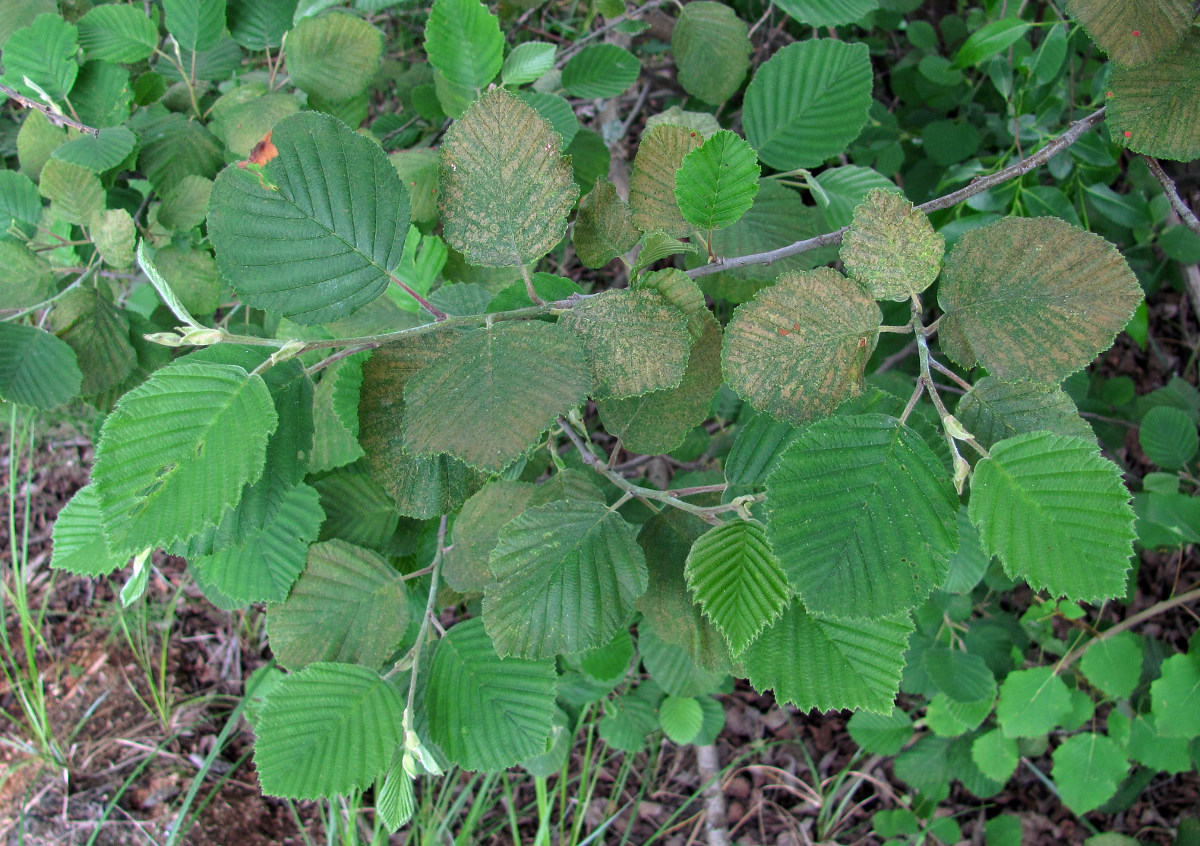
937, 217, 1143, 383
841, 187, 943, 302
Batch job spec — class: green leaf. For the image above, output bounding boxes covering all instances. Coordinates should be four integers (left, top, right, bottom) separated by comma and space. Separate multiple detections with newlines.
484, 500, 648, 658
91, 361, 277, 556
995, 666, 1072, 738
953, 19, 1030, 67
516, 90, 579, 149
722, 269, 881, 425
674, 130, 760, 232
847, 709, 914, 755
47, 287, 135, 397
312, 471, 400, 552
559, 287, 691, 399
937, 217, 1143, 382
573, 177, 639, 269
163, 0, 226, 52
724, 413, 801, 490
0, 323, 81, 409
811, 165, 900, 230
659, 696, 703, 744
38, 159, 104, 226
1051, 733, 1127, 814
1149, 652, 1200, 738
209, 111, 410, 324
766, 414, 958, 619
157, 175, 212, 231
671, 1, 751, 105
501, 41, 555, 86
310, 357, 364, 473
741, 598, 914, 713
440, 87, 578, 268
923, 647, 996, 703
427, 618, 557, 771
561, 44, 640, 99
943, 507, 991, 593
444, 480, 536, 593
0, 13, 78, 101
629, 123, 704, 238
227, 0, 297, 50
970, 432, 1135, 601
971, 728, 1019, 783
282, 12, 383, 100
358, 333, 489, 518
254, 662, 404, 799
841, 188, 943, 301
639, 628, 726, 697
774, 0, 878, 26
267, 539, 410, 671
375, 760, 415, 833
50, 485, 128, 575
954, 377, 1094, 450
16, 110, 65, 180
577, 630, 634, 682
210, 90, 301, 159
149, 244, 220, 317
684, 520, 790, 656
136, 112, 224, 194
1080, 631, 1144, 700
424, 0, 503, 91
1138, 405, 1198, 471
189, 483, 323, 604
1066, 0, 1191, 66
91, 209, 136, 269
402, 321, 589, 473
77, 4, 158, 63
0, 170, 42, 242
0, 242, 54, 309
742, 40, 873, 171
52, 126, 136, 174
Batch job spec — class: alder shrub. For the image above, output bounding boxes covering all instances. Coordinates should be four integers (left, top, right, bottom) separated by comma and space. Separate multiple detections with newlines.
1, 0, 1198, 832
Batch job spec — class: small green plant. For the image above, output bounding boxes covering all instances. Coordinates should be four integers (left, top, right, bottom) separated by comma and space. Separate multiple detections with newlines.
0, 0, 1196, 839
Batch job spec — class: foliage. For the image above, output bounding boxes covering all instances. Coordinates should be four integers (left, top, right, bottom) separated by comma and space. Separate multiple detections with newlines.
2, 0, 1196, 838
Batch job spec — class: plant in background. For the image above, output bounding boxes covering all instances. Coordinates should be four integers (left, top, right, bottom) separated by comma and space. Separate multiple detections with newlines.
0, 0, 1196, 839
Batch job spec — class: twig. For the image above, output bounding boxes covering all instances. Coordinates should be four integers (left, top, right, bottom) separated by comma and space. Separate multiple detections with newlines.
556, 0, 670, 66
0, 83, 100, 136
1057, 585, 1200, 672
388, 271, 447, 321
1142, 156, 1200, 236
696, 744, 729, 846
687, 107, 1108, 279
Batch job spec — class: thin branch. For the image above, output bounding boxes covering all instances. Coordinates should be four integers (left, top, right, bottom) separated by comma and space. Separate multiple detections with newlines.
387, 271, 447, 321
556, 0, 670, 66
687, 107, 1108, 279
1142, 156, 1200, 236
1057, 586, 1200, 672
0, 83, 100, 136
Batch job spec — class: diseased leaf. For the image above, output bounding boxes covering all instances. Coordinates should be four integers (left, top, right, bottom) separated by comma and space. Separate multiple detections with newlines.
970, 432, 1135, 601
484, 501, 648, 658
955, 376, 1094, 450
573, 177, 639, 269
674, 130, 760, 232
1108, 33, 1200, 162
427, 618, 557, 771
440, 87, 578, 267
841, 188, 943, 301
208, 111, 410, 325
766, 415, 958, 620
938, 217, 1142, 382
1067, 0, 1191, 66
722, 269, 881, 425
741, 599, 914, 713
47, 287, 136, 397
559, 287, 691, 399
285, 13, 383, 100
629, 123, 704, 237
402, 321, 589, 473
671, 1, 751, 105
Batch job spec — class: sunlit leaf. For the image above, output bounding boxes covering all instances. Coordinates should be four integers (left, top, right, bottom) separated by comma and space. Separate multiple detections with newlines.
674, 130, 760, 232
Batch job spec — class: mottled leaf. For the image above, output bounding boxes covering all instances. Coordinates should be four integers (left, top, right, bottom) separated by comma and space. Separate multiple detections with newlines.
955, 376, 1094, 450
841, 188, 943, 301
629, 123, 703, 237
573, 177, 639, 269
1108, 33, 1200, 162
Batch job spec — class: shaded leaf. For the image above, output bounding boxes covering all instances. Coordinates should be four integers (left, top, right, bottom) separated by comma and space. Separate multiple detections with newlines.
937, 217, 1142, 382
1139, 406, 1198, 471
424, 0, 503, 91
38, 159, 104, 226
774, 0, 878, 25
163, 0, 225, 52
47, 287, 135, 397
671, 1, 751, 105
227, 0, 297, 50
561, 44, 640, 99
955, 376, 1094, 450
0, 171, 42, 243
629, 123, 703, 237
52, 127, 137, 173
0, 323, 81, 409
286, 13, 382, 99
77, 4, 158, 62
1108, 32, 1200, 162
1067, 0, 1191, 66
444, 480, 536, 593
573, 177, 639, 269
841, 188, 943, 301
91, 209, 136, 269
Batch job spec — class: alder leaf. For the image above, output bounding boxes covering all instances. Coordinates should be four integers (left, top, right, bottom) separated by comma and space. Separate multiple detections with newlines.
266, 539, 410, 671
573, 177, 639, 269
841, 188, 944, 301
766, 414, 958, 620
501, 41, 556, 86
92, 361, 277, 557
358, 333, 489, 517
402, 321, 589, 473
163, 0, 225, 52
1108, 32, 1200, 162
937, 217, 1143, 382
684, 520, 791, 656
742, 40, 873, 171
741, 599, 914, 713
629, 123, 704, 237
254, 663, 404, 799
954, 376, 1094, 450
50, 485, 128, 576
674, 130, 760, 232
427, 618, 557, 772
208, 112, 410, 325
559, 288, 691, 399
0, 323, 82, 409
561, 44, 640, 98
77, 4, 158, 62
774, 0, 878, 25
671, 1, 752, 105
722, 269, 881, 425
1066, 0, 1191, 66
484, 501, 648, 659
443, 480, 537, 593
284, 12, 382, 100
440, 87, 578, 267
969, 432, 1135, 601
423, 0, 503, 92
0, 13, 78, 101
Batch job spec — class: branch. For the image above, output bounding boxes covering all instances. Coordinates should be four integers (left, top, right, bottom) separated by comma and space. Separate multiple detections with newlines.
555, 0, 670, 66
1057, 585, 1200, 672
687, 107, 1108, 280
0, 83, 100, 137
1142, 155, 1200, 237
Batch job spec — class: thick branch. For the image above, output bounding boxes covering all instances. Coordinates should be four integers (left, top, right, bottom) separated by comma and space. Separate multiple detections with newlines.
687, 107, 1108, 280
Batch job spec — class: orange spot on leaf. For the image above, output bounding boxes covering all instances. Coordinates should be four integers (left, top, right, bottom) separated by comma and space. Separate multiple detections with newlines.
793, 322, 800, 331
778, 328, 790, 336
246, 130, 278, 166
1124, 130, 1132, 137
1132, 29, 1140, 36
